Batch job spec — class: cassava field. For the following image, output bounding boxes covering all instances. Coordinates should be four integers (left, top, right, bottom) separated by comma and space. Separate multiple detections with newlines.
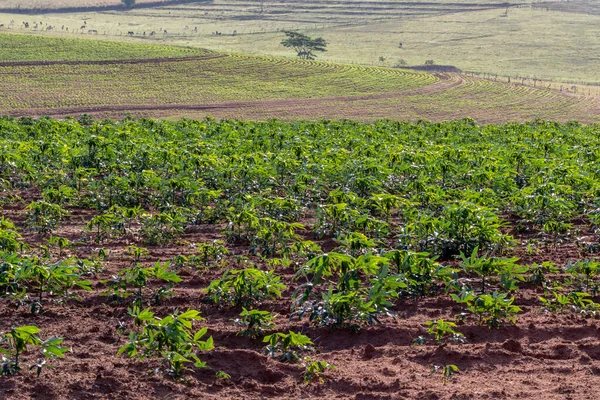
1, 118, 600, 399
1, 0, 600, 399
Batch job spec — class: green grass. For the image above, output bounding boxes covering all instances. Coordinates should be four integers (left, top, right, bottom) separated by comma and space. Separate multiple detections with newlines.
0, 33, 597, 123
0, 33, 210, 62
0, 48, 437, 111
1, 0, 598, 83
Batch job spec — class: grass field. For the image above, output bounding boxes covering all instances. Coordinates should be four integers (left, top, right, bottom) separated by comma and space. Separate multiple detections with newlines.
0, 0, 172, 8
0, 0, 599, 84
0, 33, 209, 62
0, 32, 598, 123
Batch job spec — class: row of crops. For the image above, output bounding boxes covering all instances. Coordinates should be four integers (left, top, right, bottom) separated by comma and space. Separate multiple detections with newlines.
1, 116, 600, 381
0, 53, 436, 114
0, 33, 211, 63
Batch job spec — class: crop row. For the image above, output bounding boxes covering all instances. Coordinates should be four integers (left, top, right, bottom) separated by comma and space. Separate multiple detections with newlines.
1, 117, 600, 385
0, 33, 210, 63
0, 54, 436, 112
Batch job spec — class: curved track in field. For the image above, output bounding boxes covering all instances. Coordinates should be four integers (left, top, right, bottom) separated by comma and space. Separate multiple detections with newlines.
2, 53, 599, 123
7, 72, 464, 117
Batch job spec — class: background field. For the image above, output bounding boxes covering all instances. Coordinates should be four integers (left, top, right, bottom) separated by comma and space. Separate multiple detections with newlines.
0, 32, 598, 123
1, 0, 599, 84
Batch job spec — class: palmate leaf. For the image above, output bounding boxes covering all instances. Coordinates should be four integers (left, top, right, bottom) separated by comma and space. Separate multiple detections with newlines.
196, 335, 214, 352
152, 261, 182, 283
41, 337, 68, 358
166, 351, 190, 364
178, 309, 202, 321
14, 326, 41, 336
193, 327, 208, 342
75, 280, 93, 291
13, 326, 42, 349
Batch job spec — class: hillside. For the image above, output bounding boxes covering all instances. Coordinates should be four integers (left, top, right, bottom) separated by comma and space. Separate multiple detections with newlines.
0, 33, 598, 123
0, 0, 599, 83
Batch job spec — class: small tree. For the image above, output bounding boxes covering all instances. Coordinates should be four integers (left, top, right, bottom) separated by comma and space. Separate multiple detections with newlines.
281, 31, 327, 60
122, 0, 135, 8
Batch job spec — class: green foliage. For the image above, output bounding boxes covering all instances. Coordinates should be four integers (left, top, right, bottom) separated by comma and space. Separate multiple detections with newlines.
452, 290, 522, 328
422, 319, 466, 345
9, 257, 92, 315
0, 326, 68, 377
431, 364, 459, 384
539, 288, 599, 317
528, 262, 558, 287
383, 250, 449, 297
140, 213, 185, 245
0, 218, 23, 252
263, 331, 313, 362
118, 307, 214, 378
292, 282, 397, 330
215, 370, 232, 382
87, 212, 125, 243
421, 202, 512, 258
205, 268, 286, 307
25, 201, 70, 235
234, 308, 275, 338
565, 259, 600, 294
196, 240, 230, 268
224, 209, 304, 256
0, 33, 209, 63
459, 247, 524, 293
281, 31, 327, 60
102, 261, 181, 306
46, 235, 71, 257
302, 357, 336, 384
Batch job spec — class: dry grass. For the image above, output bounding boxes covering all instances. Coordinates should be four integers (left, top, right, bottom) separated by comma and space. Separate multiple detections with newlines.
0, 1, 598, 83
0, 0, 166, 8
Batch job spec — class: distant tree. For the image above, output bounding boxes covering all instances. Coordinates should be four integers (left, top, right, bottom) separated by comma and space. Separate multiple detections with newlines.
122, 0, 135, 8
281, 31, 327, 60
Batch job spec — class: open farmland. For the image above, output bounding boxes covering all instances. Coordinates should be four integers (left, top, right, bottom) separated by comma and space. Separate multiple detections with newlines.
1, 117, 600, 399
0, 33, 599, 122
1, 0, 600, 83
0, 33, 211, 62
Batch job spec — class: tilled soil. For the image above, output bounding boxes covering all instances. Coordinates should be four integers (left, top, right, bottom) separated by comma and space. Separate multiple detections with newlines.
1, 199, 600, 400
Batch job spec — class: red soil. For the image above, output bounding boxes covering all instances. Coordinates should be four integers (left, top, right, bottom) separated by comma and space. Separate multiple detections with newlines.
1, 195, 600, 400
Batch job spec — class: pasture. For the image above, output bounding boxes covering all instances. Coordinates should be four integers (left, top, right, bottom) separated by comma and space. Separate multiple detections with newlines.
0, 0, 599, 83
0, 33, 599, 123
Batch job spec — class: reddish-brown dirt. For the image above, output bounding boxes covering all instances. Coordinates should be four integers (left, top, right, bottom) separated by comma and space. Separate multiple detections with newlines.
1, 192, 600, 400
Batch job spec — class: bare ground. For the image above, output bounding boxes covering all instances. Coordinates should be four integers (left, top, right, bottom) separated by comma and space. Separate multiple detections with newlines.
1, 190, 600, 400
